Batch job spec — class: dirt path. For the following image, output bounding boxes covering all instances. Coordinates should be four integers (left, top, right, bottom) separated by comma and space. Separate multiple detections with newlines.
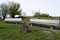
30, 26, 60, 33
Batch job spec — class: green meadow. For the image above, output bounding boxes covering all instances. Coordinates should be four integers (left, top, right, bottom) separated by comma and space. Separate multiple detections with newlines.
0, 19, 60, 40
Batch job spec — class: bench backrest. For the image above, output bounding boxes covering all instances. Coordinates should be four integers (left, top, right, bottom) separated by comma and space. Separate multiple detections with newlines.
4, 18, 22, 22
30, 19, 60, 26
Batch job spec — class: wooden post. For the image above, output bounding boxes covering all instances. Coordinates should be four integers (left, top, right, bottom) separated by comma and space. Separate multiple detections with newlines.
22, 22, 29, 33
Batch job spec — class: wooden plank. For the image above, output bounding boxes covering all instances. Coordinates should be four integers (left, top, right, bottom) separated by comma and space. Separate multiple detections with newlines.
4, 18, 22, 22
30, 19, 60, 26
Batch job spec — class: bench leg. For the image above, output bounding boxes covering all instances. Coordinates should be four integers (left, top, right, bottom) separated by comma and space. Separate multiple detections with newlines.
50, 27, 53, 30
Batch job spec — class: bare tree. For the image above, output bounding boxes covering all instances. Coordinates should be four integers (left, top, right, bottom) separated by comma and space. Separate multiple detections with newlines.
0, 3, 9, 20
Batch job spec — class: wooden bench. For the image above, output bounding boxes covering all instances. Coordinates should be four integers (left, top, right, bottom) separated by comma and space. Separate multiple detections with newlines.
30, 19, 60, 29
4, 18, 22, 24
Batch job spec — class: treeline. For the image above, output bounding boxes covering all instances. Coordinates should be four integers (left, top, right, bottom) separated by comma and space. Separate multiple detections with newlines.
0, 1, 60, 20
34, 11, 51, 17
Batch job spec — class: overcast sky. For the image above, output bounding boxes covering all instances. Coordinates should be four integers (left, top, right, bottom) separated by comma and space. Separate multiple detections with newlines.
0, 0, 60, 16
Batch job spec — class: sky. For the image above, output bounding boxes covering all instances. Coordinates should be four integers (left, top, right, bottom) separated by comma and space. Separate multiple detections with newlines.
0, 0, 60, 16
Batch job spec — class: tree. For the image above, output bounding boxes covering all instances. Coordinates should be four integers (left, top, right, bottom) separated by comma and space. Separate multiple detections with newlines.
33, 11, 51, 19
0, 2, 21, 19
34, 12, 41, 17
0, 3, 9, 20
41, 13, 49, 17
9, 2, 21, 18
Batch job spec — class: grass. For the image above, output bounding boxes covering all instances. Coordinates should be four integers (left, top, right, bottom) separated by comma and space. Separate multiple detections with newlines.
0, 20, 60, 40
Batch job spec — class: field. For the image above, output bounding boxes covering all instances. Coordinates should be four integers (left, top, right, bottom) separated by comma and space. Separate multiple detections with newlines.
0, 20, 60, 40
